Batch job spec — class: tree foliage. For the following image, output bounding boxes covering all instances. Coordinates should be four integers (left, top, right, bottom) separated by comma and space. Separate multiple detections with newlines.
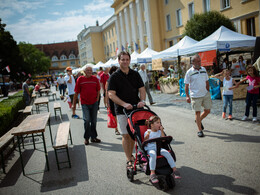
0, 19, 25, 80
18, 42, 51, 76
183, 11, 236, 41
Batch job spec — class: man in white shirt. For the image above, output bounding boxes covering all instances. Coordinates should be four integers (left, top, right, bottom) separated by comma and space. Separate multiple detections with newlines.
57, 73, 65, 96
65, 67, 79, 119
184, 54, 212, 137
138, 64, 155, 105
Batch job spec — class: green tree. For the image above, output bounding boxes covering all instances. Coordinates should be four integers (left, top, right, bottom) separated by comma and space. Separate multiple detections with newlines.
183, 11, 236, 41
0, 18, 25, 81
18, 42, 51, 76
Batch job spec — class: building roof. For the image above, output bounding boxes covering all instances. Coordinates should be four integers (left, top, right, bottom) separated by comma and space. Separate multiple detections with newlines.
34, 41, 79, 58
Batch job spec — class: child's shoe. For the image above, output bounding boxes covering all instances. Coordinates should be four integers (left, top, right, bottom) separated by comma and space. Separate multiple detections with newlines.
222, 112, 226, 119
252, 117, 257, 122
150, 174, 159, 184
228, 115, 232, 120
241, 116, 248, 121
172, 170, 181, 179
72, 114, 80, 119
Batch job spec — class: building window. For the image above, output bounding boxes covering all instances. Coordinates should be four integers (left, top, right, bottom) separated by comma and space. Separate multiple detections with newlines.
144, 21, 147, 34
107, 45, 109, 55
69, 54, 76, 59
166, 14, 171, 31
104, 47, 106, 55
109, 31, 111, 38
52, 62, 58, 67
113, 42, 115, 52
112, 28, 114, 36
60, 55, 67, 60
176, 9, 182, 27
110, 44, 112, 53
62, 62, 67, 66
52, 56, 58, 61
188, 2, 194, 19
221, 0, 230, 9
246, 17, 256, 36
165, 0, 169, 5
203, 0, 210, 12
169, 40, 173, 47
70, 61, 75, 65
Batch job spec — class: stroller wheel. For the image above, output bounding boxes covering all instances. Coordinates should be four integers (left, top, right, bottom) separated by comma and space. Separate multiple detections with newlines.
127, 168, 134, 182
166, 175, 176, 189
158, 176, 168, 191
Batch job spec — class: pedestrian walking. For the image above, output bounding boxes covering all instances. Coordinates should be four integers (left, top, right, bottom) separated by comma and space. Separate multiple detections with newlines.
184, 54, 212, 137
138, 64, 156, 105
57, 73, 65, 97
72, 65, 101, 145
108, 51, 146, 168
213, 69, 237, 120
236, 65, 260, 122
23, 78, 31, 106
65, 67, 79, 119
100, 67, 110, 108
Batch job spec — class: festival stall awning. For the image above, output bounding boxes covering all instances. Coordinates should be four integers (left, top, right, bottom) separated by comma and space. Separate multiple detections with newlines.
103, 59, 114, 68
137, 47, 159, 63
130, 51, 140, 64
152, 36, 198, 60
179, 26, 256, 56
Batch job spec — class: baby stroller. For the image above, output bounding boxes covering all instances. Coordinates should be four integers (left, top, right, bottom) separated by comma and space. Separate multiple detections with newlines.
124, 105, 177, 190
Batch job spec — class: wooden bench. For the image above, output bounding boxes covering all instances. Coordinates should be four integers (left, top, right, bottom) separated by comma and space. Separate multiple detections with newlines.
23, 105, 33, 115
54, 102, 62, 120
0, 128, 17, 174
50, 91, 57, 101
53, 122, 73, 170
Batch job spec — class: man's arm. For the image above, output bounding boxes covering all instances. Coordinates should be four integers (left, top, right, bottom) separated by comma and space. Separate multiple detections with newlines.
108, 90, 133, 110
72, 92, 78, 112
137, 86, 146, 108
67, 75, 72, 83
206, 80, 210, 91
185, 84, 191, 103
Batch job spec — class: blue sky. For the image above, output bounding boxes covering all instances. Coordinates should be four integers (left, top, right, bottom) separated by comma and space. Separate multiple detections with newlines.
0, 0, 114, 44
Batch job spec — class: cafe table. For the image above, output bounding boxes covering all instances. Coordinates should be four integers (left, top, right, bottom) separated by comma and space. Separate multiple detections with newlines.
12, 112, 53, 175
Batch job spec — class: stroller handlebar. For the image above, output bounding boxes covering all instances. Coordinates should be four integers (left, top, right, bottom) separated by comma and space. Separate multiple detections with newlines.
123, 104, 151, 117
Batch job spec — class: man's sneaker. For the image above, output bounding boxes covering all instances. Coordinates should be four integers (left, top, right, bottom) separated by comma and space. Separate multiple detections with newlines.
195, 120, 204, 130
252, 117, 258, 122
222, 112, 226, 119
172, 170, 181, 179
91, 138, 101, 143
150, 102, 156, 105
197, 131, 204, 137
241, 116, 248, 121
72, 114, 80, 119
150, 174, 159, 184
228, 115, 232, 120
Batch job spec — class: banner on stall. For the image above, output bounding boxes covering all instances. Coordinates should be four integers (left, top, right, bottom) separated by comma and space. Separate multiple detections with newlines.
152, 58, 163, 70
199, 50, 217, 66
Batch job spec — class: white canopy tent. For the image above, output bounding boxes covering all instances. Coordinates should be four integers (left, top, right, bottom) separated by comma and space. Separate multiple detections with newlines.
152, 36, 198, 60
110, 58, 119, 67
130, 51, 140, 64
103, 58, 114, 68
93, 61, 104, 71
137, 47, 159, 63
179, 26, 256, 56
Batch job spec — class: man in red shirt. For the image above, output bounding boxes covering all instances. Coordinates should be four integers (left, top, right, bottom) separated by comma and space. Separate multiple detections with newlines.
72, 66, 101, 145
100, 67, 110, 107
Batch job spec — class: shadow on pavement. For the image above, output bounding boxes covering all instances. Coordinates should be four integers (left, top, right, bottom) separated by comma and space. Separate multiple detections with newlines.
40, 144, 88, 192
89, 141, 124, 153
205, 130, 260, 143
0, 150, 34, 187
174, 166, 257, 195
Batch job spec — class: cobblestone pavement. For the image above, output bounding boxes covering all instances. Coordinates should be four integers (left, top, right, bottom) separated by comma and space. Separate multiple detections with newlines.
149, 90, 260, 123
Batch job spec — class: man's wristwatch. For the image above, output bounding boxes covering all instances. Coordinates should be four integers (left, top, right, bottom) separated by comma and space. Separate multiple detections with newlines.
141, 100, 146, 103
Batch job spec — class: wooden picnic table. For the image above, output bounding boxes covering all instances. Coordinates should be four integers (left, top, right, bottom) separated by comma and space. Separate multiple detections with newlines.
34, 97, 49, 113
12, 112, 52, 175
41, 88, 51, 95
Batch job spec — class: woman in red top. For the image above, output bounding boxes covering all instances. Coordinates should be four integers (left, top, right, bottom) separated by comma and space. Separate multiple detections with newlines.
72, 66, 101, 145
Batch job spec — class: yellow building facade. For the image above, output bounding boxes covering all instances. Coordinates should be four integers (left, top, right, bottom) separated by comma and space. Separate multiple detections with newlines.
111, 0, 259, 53
77, 16, 117, 65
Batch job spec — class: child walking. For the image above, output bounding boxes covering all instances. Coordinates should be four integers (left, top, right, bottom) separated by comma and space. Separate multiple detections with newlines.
64, 93, 72, 108
144, 116, 180, 184
214, 69, 237, 120
236, 66, 260, 122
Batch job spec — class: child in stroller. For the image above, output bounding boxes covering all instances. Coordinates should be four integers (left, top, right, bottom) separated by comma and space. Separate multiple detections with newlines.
125, 105, 180, 190
144, 115, 181, 184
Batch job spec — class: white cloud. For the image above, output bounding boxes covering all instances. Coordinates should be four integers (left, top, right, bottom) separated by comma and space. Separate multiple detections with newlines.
6, 13, 111, 44
84, 0, 113, 12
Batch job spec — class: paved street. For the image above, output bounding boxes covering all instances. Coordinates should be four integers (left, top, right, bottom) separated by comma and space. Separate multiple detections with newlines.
0, 90, 260, 195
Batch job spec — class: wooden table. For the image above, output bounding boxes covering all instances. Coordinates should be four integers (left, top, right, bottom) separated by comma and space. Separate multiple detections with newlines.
41, 88, 51, 96
34, 97, 49, 113
12, 112, 52, 175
